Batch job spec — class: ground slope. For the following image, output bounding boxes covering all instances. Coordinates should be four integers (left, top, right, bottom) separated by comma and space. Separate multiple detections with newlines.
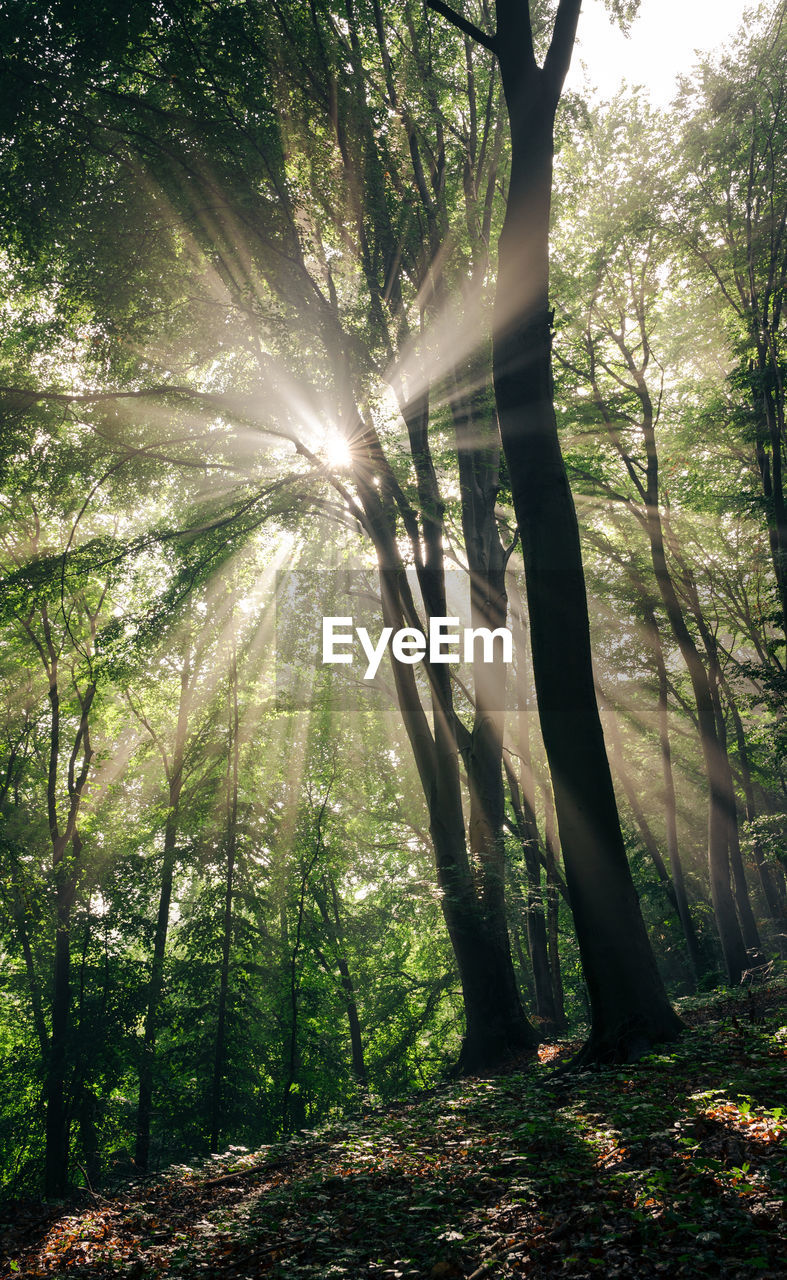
3, 982, 786, 1279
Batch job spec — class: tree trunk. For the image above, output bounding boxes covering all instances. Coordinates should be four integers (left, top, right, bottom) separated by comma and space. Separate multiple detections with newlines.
8, 879, 49, 1060
542, 786, 566, 1027
337, 953, 367, 1083
41, 657, 94, 1196
599, 683, 701, 987
708, 669, 761, 953
135, 653, 191, 1170
505, 760, 558, 1030
135, 804, 180, 1170
448, 365, 540, 1056
643, 508, 747, 983
674, 558, 762, 955
44, 893, 71, 1197
506, 571, 559, 1029
511, 913, 535, 1005
725, 680, 786, 920
491, 19, 680, 1061
643, 604, 703, 983
302, 0, 537, 1073
356, 418, 537, 1069
754, 352, 787, 643
386, 560, 536, 1069
210, 634, 240, 1153
314, 876, 367, 1083
600, 690, 678, 890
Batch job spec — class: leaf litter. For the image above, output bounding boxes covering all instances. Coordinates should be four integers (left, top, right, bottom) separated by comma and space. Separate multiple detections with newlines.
2, 981, 785, 1279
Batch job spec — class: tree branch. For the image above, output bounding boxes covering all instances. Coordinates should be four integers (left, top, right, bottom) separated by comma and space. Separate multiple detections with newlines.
424, 0, 497, 54
543, 0, 582, 99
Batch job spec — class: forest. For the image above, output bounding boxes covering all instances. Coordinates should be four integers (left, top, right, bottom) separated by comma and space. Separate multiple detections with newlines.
0, 0, 786, 1273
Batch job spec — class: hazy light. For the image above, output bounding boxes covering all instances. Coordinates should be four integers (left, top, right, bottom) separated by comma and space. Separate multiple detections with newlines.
567, 0, 748, 105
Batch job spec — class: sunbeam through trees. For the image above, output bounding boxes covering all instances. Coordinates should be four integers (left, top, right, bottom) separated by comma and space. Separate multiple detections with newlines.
0, 2, 785, 1271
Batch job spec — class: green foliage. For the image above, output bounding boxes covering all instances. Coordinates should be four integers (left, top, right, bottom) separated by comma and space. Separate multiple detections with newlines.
0, 0, 785, 1203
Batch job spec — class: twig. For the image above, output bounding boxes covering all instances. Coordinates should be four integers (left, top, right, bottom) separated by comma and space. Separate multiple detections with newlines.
76, 1162, 110, 1203
201, 1162, 273, 1188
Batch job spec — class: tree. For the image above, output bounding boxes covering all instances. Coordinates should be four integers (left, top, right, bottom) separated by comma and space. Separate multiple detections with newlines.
130, 631, 199, 1171
674, 2, 787, 643
0, 392, 137, 1193
2, 0, 787, 1198
551, 92, 774, 982
426, 0, 681, 1060
0, 0, 541, 1071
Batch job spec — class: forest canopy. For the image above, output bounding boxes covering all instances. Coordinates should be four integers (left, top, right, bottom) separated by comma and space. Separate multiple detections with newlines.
0, 0, 785, 1204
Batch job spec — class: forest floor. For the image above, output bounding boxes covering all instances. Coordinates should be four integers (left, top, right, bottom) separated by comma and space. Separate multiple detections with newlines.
3, 981, 786, 1280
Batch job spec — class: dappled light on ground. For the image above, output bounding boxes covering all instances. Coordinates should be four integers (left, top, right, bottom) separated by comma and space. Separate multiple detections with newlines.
5, 982, 785, 1279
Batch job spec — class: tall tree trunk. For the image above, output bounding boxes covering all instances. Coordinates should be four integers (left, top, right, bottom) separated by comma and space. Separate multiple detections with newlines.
356, 404, 537, 1070
45, 890, 72, 1197
335, 955, 366, 1084
307, 0, 535, 1072
488, 0, 680, 1060
644, 504, 748, 983
671, 552, 762, 954
511, 911, 535, 1004
599, 684, 701, 987
590, 302, 753, 988
40, 608, 95, 1196
6, 878, 49, 1060
504, 760, 558, 1029
600, 691, 678, 891
210, 633, 240, 1153
708, 667, 761, 952
135, 652, 191, 1171
724, 677, 786, 921
380, 553, 536, 1069
283, 796, 327, 1134
314, 875, 367, 1083
643, 604, 703, 983
753, 353, 787, 643
542, 784, 566, 1027
504, 572, 557, 1028
448, 363, 539, 1054
135, 804, 180, 1170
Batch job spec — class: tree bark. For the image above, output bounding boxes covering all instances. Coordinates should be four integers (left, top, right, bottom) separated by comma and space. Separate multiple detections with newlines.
44, 892, 72, 1197
487, 0, 681, 1061
643, 504, 748, 983
584, 266, 750, 985
504, 759, 558, 1029
670, 551, 763, 954
643, 603, 703, 983
350, 381, 537, 1070
448, 362, 540, 1055
724, 677, 786, 921
542, 785, 566, 1026
135, 651, 191, 1171
5, 875, 49, 1060
600, 690, 677, 890
281, 0, 536, 1073
708, 667, 761, 953
314, 875, 367, 1083
210, 633, 240, 1153
38, 596, 96, 1197
377, 546, 537, 1069
506, 571, 559, 1028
